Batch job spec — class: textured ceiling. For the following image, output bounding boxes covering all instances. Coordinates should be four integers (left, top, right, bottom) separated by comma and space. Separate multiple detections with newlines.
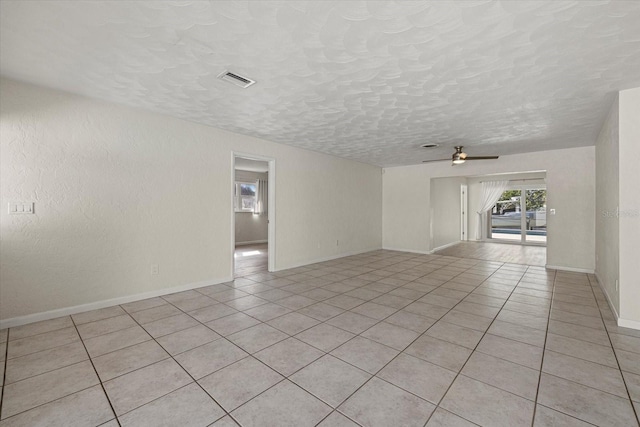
1, 1, 640, 167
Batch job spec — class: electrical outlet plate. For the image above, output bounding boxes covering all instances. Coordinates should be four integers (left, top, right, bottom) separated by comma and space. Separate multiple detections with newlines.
8, 202, 35, 214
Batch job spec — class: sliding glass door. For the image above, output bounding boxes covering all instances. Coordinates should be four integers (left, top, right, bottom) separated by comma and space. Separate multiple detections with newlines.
489, 187, 546, 244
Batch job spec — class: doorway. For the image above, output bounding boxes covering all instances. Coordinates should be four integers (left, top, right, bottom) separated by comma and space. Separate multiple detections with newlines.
232, 153, 275, 277
488, 187, 547, 245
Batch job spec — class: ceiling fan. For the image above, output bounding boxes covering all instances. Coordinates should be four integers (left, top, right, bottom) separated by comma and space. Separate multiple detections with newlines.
422, 146, 499, 165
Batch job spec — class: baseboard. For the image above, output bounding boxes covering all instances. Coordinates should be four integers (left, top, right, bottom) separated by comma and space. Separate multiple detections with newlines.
235, 240, 267, 246
275, 246, 383, 271
618, 318, 640, 330
429, 241, 460, 254
0, 276, 233, 329
545, 265, 595, 274
594, 272, 620, 320
381, 246, 431, 255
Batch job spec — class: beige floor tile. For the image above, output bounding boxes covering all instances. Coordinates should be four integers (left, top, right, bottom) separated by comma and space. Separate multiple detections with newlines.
426, 407, 477, 427
291, 355, 371, 407
533, 405, 593, 426
496, 309, 548, 331
103, 359, 192, 416
76, 314, 138, 340
71, 306, 126, 325
545, 333, 618, 368
0, 385, 114, 427
350, 302, 398, 320
120, 297, 169, 313
384, 310, 436, 333
426, 321, 483, 349
93, 340, 169, 381
7, 327, 80, 359
324, 295, 367, 311
169, 295, 217, 312
9, 317, 74, 341
2, 360, 99, 419
142, 313, 200, 338
405, 335, 472, 372
206, 312, 261, 336
487, 320, 546, 347
610, 332, 640, 354
326, 312, 379, 334
441, 310, 493, 332
296, 324, 355, 352
537, 373, 637, 427
616, 348, 640, 375
462, 352, 540, 400
338, 377, 435, 427
199, 357, 283, 411
156, 324, 220, 355
361, 322, 419, 350
297, 302, 345, 321
232, 380, 331, 427
209, 415, 240, 427
547, 320, 610, 346
225, 295, 269, 311
267, 312, 320, 335
622, 370, 640, 402
549, 309, 605, 330
378, 353, 456, 404
130, 304, 182, 324
330, 336, 398, 374
542, 350, 628, 398
83, 325, 151, 358
228, 323, 288, 353
5, 341, 88, 384
254, 337, 323, 376
441, 375, 535, 427
317, 411, 359, 426
184, 304, 235, 324
277, 295, 318, 310
175, 339, 248, 379
244, 303, 292, 321
476, 333, 543, 369
119, 383, 224, 427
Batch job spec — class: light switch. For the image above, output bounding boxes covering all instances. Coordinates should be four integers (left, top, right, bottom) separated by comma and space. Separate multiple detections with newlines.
8, 202, 35, 214
549, 209, 556, 215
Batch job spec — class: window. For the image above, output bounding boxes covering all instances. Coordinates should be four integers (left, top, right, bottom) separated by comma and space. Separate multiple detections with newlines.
235, 182, 257, 212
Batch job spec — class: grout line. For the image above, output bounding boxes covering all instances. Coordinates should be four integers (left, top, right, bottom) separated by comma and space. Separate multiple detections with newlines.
69, 317, 122, 427
587, 275, 640, 425
530, 266, 557, 427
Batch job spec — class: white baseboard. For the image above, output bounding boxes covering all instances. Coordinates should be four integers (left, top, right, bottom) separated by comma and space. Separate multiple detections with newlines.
235, 240, 267, 246
618, 318, 640, 330
381, 246, 431, 255
0, 276, 233, 329
429, 241, 460, 254
594, 272, 620, 320
545, 265, 595, 274
275, 246, 383, 271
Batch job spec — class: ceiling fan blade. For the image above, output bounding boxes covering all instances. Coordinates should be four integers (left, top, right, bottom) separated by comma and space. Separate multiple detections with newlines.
464, 156, 499, 160
422, 158, 452, 163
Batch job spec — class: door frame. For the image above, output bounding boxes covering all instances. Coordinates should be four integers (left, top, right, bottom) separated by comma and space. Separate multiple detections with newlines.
231, 152, 276, 274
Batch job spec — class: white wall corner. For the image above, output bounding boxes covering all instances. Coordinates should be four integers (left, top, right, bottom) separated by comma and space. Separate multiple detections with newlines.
594, 272, 620, 321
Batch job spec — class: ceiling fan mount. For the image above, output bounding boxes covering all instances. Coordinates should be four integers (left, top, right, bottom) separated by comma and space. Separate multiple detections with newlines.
422, 146, 499, 165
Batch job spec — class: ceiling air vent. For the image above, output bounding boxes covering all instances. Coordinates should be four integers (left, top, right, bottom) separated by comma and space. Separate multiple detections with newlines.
217, 70, 256, 89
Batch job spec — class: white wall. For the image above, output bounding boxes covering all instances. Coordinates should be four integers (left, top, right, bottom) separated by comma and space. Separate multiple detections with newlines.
234, 170, 268, 244
429, 177, 466, 251
0, 78, 382, 322
595, 98, 620, 315
618, 87, 640, 327
383, 146, 596, 271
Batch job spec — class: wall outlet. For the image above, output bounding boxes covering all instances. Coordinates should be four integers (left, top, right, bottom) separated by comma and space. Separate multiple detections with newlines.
8, 202, 35, 214
151, 264, 159, 275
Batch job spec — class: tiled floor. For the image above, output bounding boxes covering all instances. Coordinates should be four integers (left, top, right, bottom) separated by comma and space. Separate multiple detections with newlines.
436, 241, 546, 266
1, 249, 639, 426
234, 244, 268, 277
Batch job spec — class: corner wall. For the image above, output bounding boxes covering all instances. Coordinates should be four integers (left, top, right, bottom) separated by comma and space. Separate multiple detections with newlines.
383, 146, 596, 271
0, 78, 382, 323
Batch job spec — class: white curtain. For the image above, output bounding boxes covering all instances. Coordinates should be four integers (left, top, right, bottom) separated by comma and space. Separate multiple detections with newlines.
475, 180, 509, 240
254, 179, 268, 215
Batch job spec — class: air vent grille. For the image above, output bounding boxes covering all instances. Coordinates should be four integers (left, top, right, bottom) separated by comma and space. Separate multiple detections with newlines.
217, 70, 256, 88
